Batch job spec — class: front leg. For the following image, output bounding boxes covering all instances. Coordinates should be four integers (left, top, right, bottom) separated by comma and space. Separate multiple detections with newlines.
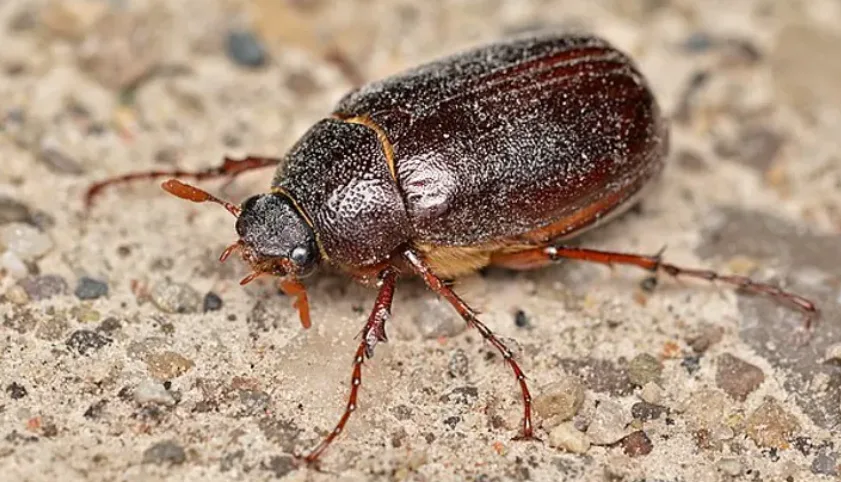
300, 267, 398, 465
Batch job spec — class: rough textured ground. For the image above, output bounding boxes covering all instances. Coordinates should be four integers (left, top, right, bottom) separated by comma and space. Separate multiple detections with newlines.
1, 1, 841, 481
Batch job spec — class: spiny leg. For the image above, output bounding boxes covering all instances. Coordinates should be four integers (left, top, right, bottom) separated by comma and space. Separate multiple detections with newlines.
84, 155, 281, 209
491, 245, 819, 329
301, 268, 398, 465
402, 248, 536, 441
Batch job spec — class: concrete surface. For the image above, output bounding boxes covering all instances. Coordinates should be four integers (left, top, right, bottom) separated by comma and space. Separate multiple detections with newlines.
1, 0, 840, 481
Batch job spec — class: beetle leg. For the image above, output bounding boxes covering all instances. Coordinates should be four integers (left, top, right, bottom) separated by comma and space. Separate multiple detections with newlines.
84, 155, 281, 209
300, 268, 398, 465
279, 278, 312, 330
491, 245, 819, 329
403, 248, 537, 441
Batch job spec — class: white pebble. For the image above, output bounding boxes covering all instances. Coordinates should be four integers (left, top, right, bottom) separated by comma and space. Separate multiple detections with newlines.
134, 380, 176, 406
549, 422, 591, 453
640, 382, 663, 405
1, 250, 28, 278
716, 457, 742, 476
587, 400, 631, 445
0, 223, 53, 260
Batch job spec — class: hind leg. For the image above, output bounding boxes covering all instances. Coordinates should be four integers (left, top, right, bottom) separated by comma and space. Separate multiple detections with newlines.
84, 155, 280, 209
491, 244, 818, 329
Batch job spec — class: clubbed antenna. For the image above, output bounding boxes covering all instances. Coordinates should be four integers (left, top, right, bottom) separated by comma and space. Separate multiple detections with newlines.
161, 179, 241, 217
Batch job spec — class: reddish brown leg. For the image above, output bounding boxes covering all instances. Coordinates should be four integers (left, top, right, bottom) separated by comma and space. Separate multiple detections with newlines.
84, 155, 281, 209
402, 248, 536, 441
491, 245, 819, 329
301, 268, 398, 465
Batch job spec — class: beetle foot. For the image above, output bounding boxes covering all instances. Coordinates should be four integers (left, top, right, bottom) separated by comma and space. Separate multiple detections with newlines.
511, 433, 542, 443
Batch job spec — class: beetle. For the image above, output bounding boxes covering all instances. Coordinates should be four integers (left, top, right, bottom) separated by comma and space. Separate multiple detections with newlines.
85, 31, 818, 464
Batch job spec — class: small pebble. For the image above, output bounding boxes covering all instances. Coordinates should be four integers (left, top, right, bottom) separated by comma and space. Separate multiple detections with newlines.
203, 292, 223, 312
447, 348, 469, 378
134, 380, 176, 406
716, 457, 743, 476
716, 353, 765, 401
686, 323, 724, 353
74, 276, 109, 300
685, 389, 729, 431
0, 197, 32, 225
35, 314, 70, 341
239, 389, 271, 416
145, 351, 195, 380
412, 298, 465, 338
142, 440, 186, 465
6, 382, 28, 400
746, 399, 800, 449
811, 453, 839, 476
823, 343, 841, 364
631, 401, 668, 422
534, 377, 585, 428
66, 329, 112, 355
97, 317, 121, 333
628, 353, 662, 387
4, 285, 30, 304
150, 279, 201, 314
586, 400, 630, 445
622, 431, 653, 457
1, 251, 28, 278
514, 309, 529, 328
0, 223, 53, 260
18, 274, 67, 300
226, 30, 267, 68
640, 382, 662, 404
38, 139, 85, 175
548, 422, 591, 454
681, 354, 702, 375
263, 455, 296, 478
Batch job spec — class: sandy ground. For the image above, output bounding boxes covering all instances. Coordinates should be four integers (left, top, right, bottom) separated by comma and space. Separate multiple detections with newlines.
1, 0, 841, 481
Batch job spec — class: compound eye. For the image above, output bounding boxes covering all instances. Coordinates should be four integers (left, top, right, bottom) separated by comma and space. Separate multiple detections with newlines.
290, 245, 312, 266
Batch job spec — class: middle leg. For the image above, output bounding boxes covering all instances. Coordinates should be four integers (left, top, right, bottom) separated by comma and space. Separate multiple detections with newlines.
402, 248, 537, 441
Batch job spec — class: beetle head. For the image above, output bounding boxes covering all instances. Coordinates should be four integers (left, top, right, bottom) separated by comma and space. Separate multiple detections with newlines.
234, 193, 319, 279
161, 180, 319, 284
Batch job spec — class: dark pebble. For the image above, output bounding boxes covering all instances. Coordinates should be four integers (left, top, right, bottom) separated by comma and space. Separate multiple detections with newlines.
66, 329, 112, 355
6, 382, 27, 399
83, 399, 108, 419
38, 142, 85, 175
811, 453, 839, 476
443, 415, 461, 429
514, 309, 530, 328
681, 354, 702, 375
74, 276, 109, 300
203, 292, 223, 312
639, 276, 658, 293
142, 440, 187, 465
18, 274, 68, 300
716, 353, 765, 401
263, 455, 296, 478
631, 401, 668, 422
0, 197, 32, 225
683, 32, 715, 52
97, 317, 121, 333
238, 389, 271, 417
439, 386, 479, 405
226, 30, 267, 68
622, 431, 654, 457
